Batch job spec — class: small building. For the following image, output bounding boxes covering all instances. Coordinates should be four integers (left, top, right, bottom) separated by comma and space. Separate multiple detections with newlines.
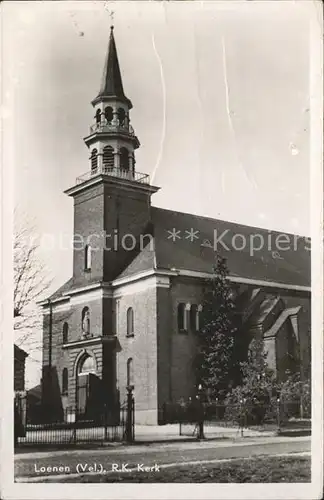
14, 344, 28, 393
14, 344, 28, 441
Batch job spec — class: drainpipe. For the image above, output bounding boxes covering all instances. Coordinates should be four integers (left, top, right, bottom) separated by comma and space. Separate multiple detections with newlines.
48, 299, 53, 372
47, 298, 53, 421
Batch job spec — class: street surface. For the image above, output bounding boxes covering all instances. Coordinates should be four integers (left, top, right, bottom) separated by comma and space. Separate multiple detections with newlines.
15, 436, 310, 481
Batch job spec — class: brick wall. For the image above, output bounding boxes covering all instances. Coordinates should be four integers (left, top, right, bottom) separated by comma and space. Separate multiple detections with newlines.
280, 292, 311, 379
73, 184, 105, 286
102, 184, 153, 281
166, 278, 311, 403
42, 296, 106, 414
71, 180, 154, 286
156, 286, 172, 421
169, 277, 204, 402
115, 285, 158, 424
41, 274, 311, 423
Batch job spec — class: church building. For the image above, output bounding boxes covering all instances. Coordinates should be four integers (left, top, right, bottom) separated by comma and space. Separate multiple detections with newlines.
40, 26, 311, 425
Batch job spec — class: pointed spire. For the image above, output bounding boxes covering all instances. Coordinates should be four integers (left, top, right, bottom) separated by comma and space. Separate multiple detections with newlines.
94, 26, 132, 108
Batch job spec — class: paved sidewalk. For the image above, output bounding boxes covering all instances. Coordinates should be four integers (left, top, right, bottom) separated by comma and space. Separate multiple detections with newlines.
134, 423, 276, 442
15, 423, 310, 455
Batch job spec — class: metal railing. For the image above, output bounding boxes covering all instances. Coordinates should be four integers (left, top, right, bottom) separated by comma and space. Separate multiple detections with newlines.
15, 397, 135, 447
89, 121, 135, 136
76, 166, 150, 185
162, 398, 311, 438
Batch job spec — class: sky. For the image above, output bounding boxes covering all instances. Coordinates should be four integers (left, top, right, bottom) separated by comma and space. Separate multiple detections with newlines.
3, 0, 313, 388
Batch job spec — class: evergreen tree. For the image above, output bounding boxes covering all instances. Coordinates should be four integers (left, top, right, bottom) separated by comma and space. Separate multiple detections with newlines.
196, 254, 239, 400
238, 337, 277, 403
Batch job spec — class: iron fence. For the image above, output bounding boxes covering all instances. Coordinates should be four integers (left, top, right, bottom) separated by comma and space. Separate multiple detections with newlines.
15, 394, 135, 447
162, 398, 311, 438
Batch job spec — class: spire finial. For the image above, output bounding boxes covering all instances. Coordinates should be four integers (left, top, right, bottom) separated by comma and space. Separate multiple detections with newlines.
109, 10, 114, 29
92, 10, 132, 109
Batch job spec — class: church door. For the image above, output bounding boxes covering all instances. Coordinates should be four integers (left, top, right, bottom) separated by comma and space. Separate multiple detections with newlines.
76, 354, 104, 420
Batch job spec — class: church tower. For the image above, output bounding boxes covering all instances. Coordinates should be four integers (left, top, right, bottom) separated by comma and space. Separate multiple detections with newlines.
85, 25, 139, 180
65, 26, 159, 285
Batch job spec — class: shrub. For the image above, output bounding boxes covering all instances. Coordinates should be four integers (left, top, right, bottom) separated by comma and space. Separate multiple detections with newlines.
279, 372, 311, 419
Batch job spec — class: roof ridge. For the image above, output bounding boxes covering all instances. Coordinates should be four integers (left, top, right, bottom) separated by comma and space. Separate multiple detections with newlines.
152, 206, 309, 239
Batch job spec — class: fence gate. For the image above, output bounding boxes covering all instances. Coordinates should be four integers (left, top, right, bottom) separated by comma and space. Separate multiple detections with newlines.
15, 386, 135, 447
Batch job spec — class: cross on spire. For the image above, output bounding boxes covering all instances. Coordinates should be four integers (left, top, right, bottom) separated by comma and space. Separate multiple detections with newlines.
109, 10, 114, 28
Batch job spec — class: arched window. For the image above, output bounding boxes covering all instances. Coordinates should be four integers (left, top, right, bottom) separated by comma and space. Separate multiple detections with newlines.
127, 357, 134, 387
81, 307, 90, 336
84, 244, 91, 270
190, 305, 198, 332
104, 106, 113, 123
118, 107, 126, 126
120, 147, 129, 171
63, 322, 69, 344
90, 149, 98, 173
177, 303, 187, 332
62, 368, 68, 394
127, 307, 134, 336
103, 145, 114, 169
190, 305, 202, 332
78, 355, 96, 375
95, 108, 101, 124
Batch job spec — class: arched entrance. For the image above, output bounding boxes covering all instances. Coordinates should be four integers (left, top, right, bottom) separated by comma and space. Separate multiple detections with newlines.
76, 353, 102, 419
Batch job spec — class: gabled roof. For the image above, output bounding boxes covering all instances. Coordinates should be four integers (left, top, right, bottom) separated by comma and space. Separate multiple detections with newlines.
94, 26, 132, 108
151, 207, 310, 288
45, 207, 310, 302
47, 277, 74, 301
14, 344, 28, 359
27, 384, 42, 400
264, 306, 302, 338
117, 240, 156, 279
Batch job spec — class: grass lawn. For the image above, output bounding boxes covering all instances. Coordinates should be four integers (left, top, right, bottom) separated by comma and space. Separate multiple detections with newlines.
58, 455, 310, 483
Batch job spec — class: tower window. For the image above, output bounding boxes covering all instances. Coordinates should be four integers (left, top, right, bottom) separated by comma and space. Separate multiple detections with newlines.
118, 107, 126, 126
104, 106, 113, 124
62, 368, 68, 394
63, 322, 69, 344
103, 146, 114, 170
127, 357, 134, 387
84, 244, 91, 270
91, 149, 98, 173
81, 307, 90, 336
95, 109, 101, 124
120, 147, 129, 171
127, 307, 134, 337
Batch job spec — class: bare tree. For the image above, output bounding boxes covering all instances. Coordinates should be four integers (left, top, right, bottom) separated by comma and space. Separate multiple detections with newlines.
14, 214, 52, 349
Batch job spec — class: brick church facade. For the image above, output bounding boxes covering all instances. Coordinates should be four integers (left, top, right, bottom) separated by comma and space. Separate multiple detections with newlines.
40, 26, 311, 424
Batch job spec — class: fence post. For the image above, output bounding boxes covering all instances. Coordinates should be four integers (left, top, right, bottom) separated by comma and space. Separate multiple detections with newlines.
104, 403, 108, 441
300, 386, 304, 420
197, 385, 205, 440
126, 385, 134, 443
243, 399, 247, 431
239, 399, 244, 437
276, 398, 281, 434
